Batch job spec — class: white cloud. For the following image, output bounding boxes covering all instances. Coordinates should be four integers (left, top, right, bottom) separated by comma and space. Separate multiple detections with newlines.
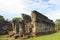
48, 0, 60, 5
45, 9, 60, 21
0, 0, 27, 20
42, 0, 60, 22
0, 0, 60, 21
0, 0, 50, 16
0, 0, 26, 13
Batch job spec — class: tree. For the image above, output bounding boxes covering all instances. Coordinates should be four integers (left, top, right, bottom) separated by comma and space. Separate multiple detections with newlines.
0, 15, 11, 34
12, 17, 22, 22
0, 15, 5, 21
55, 19, 60, 31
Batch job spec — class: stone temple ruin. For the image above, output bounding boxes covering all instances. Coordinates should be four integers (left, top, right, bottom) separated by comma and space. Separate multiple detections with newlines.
0, 21, 12, 34
9, 10, 55, 38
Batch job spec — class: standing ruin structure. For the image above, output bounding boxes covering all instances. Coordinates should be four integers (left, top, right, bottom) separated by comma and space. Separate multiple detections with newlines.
10, 10, 55, 38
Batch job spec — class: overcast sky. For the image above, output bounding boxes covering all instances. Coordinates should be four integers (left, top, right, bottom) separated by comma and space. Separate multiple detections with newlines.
0, 0, 60, 21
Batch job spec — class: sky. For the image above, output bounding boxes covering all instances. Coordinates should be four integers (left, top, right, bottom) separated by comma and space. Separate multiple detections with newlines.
0, 0, 60, 21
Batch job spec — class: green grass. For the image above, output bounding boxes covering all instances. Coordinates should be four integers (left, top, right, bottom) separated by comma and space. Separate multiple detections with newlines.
0, 32, 60, 40
0, 35, 8, 40
27, 32, 60, 40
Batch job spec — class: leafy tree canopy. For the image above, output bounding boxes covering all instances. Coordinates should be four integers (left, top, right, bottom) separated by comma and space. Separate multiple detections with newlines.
12, 17, 22, 22
0, 15, 5, 21
55, 19, 60, 31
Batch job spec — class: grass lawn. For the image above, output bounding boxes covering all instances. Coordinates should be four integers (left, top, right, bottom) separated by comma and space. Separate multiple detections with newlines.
0, 35, 8, 40
0, 32, 60, 40
27, 32, 60, 40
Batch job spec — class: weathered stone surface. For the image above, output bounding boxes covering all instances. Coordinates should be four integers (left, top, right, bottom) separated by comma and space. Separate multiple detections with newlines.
10, 10, 55, 38
22, 14, 31, 23
31, 10, 55, 34
31, 11, 54, 24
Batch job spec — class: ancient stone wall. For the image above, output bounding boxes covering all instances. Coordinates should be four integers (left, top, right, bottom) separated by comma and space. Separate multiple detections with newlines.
10, 10, 55, 38
31, 10, 55, 34
22, 14, 32, 34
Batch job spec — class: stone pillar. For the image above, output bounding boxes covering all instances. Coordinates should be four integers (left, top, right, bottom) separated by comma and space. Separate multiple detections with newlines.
12, 22, 15, 31
19, 23, 23, 37
15, 23, 16, 34
12, 22, 16, 34
31, 22, 36, 37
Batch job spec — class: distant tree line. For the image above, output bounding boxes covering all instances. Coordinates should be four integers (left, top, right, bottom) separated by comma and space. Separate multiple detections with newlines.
0, 15, 9, 34
0, 15, 5, 21
55, 19, 60, 31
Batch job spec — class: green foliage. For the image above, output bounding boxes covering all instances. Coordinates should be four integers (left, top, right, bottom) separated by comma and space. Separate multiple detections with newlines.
0, 15, 11, 34
12, 17, 22, 22
0, 15, 5, 21
0, 35, 8, 40
55, 19, 60, 31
